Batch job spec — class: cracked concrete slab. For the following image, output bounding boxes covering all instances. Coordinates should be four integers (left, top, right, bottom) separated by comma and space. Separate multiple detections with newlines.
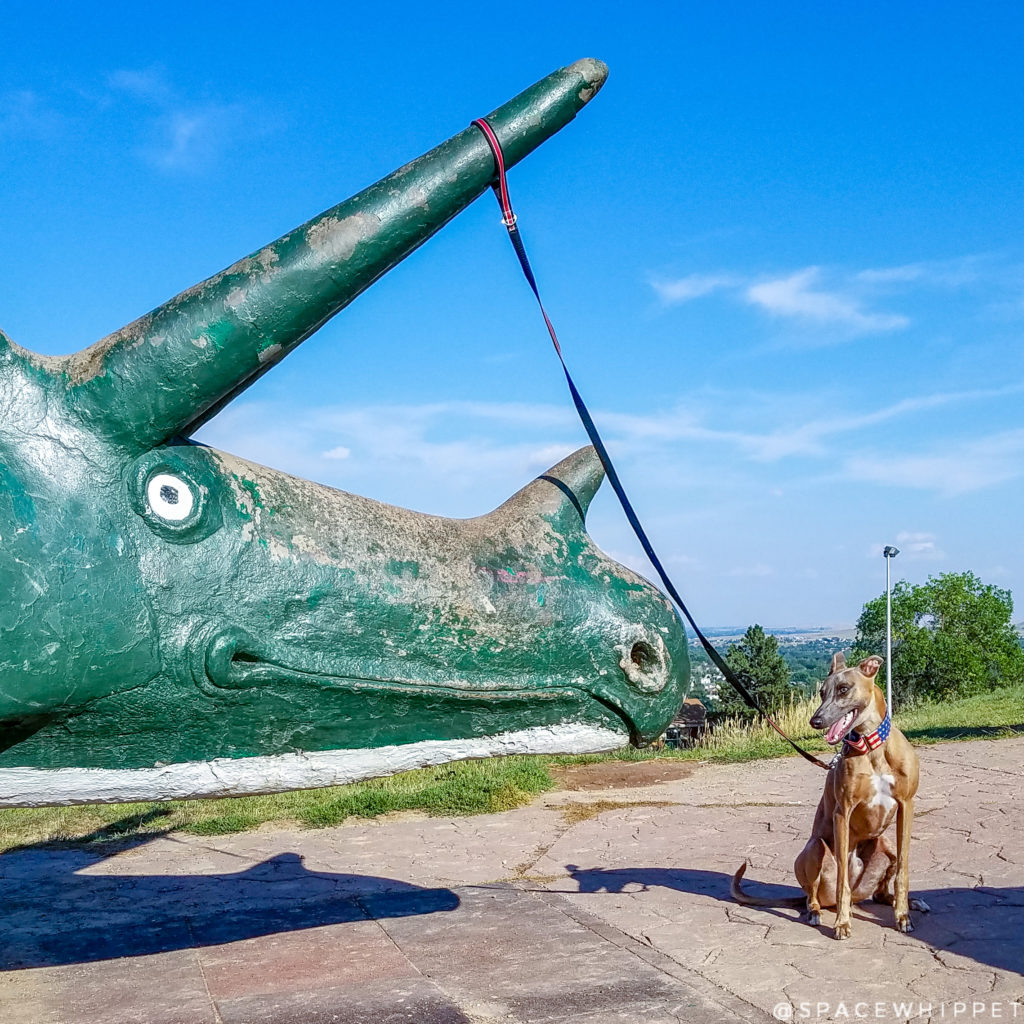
0, 737, 1021, 1023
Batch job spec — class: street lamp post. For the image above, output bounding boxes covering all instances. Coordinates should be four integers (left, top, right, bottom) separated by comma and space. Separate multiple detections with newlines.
883, 545, 900, 714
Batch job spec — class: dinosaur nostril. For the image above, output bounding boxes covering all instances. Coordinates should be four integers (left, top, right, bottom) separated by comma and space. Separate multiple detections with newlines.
630, 641, 658, 673
617, 636, 668, 693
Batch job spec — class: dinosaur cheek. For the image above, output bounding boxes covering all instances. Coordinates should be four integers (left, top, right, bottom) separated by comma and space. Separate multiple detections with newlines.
146, 473, 195, 522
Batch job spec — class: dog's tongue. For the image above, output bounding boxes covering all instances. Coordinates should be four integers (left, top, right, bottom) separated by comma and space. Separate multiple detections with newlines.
826, 711, 853, 746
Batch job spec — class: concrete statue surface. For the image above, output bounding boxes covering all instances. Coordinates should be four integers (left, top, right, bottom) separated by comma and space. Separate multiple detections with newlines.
0, 59, 690, 808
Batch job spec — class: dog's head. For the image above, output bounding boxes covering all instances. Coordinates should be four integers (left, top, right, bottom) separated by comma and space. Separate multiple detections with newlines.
810, 653, 884, 745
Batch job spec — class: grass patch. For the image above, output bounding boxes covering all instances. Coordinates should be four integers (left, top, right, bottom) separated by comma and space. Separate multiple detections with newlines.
0, 754, 553, 853
1, 685, 1019, 852
898, 685, 1024, 743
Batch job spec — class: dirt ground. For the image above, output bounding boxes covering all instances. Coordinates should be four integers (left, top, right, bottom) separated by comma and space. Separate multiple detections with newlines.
548, 759, 697, 791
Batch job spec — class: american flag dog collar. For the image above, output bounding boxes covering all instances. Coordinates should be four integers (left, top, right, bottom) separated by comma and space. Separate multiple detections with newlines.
844, 712, 891, 755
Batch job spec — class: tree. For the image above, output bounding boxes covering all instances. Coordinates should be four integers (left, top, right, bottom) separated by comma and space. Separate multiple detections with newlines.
854, 571, 1024, 703
714, 624, 794, 720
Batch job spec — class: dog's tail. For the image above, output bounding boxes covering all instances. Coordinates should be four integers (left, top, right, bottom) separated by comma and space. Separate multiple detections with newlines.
731, 862, 807, 908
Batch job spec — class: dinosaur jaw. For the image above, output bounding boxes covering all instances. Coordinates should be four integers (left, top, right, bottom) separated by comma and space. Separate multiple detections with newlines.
199, 625, 647, 738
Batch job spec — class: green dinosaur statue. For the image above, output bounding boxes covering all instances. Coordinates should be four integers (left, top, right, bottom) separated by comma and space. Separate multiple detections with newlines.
0, 60, 690, 808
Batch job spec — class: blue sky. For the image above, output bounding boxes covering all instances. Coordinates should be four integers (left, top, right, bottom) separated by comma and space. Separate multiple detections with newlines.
3, 2, 1023, 626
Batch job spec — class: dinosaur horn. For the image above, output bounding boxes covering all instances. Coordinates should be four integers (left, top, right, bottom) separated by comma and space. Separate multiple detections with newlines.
62, 59, 608, 450
488, 446, 606, 530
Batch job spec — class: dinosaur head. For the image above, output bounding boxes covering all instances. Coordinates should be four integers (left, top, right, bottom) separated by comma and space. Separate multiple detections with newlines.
0, 60, 690, 798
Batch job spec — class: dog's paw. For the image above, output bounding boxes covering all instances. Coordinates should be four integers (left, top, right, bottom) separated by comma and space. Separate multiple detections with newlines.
833, 922, 851, 940
896, 914, 914, 933
910, 897, 930, 913
806, 911, 820, 926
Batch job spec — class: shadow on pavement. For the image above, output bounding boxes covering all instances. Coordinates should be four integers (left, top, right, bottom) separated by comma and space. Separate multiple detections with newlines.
0, 833, 458, 970
552, 865, 1023, 977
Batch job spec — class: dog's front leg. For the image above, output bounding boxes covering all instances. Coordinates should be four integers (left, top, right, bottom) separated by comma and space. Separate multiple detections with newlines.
894, 796, 914, 932
832, 808, 852, 939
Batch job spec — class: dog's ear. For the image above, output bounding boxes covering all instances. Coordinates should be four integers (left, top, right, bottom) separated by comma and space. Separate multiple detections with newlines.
829, 653, 847, 675
858, 655, 883, 678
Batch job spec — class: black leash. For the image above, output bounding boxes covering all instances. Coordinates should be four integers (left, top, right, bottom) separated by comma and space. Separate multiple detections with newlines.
472, 117, 829, 771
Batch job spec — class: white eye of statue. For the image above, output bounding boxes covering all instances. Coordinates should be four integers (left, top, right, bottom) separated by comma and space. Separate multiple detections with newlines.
146, 473, 195, 522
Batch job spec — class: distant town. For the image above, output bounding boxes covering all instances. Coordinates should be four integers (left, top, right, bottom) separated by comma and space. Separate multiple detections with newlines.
687, 627, 858, 707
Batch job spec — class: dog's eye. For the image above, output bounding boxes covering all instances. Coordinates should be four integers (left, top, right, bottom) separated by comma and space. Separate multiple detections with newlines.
146, 472, 195, 522
837, 685, 850, 696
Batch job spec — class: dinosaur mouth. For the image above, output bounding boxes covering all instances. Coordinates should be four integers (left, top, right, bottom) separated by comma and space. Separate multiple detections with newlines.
197, 627, 639, 741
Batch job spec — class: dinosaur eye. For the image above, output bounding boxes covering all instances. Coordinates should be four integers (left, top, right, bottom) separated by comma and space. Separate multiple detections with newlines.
129, 450, 223, 544
146, 473, 195, 522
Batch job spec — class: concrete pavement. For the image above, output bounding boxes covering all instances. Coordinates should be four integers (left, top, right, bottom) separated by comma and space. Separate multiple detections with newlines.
1, 737, 1021, 1023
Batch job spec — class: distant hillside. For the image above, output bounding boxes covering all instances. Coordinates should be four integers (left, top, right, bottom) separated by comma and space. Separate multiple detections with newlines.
695, 625, 855, 643
686, 630, 859, 707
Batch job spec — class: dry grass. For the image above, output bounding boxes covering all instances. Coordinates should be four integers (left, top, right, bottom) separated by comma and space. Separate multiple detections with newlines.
559, 799, 677, 826
693, 697, 824, 758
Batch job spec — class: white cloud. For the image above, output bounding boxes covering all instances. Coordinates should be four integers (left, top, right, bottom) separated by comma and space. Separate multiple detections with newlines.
745, 267, 909, 333
650, 274, 735, 306
650, 256, 997, 336
598, 382, 1024, 463
197, 399, 588, 515
739, 383, 1024, 461
197, 384, 1024, 523
843, 429, 1024, 496
108, 66, 249, 173
854, 256, 983, 288
855, 264, 927, 284
152, 111, 205, 169
868, 532, 945, 560
895, 531, 944, 559
667, 552, 702, 568
145, 105, 243, 172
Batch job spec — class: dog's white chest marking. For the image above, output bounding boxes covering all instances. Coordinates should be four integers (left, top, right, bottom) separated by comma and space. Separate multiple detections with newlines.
868, 772, 896, 813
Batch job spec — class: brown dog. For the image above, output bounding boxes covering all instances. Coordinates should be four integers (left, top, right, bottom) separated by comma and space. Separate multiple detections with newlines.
732, 653, 928, 938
